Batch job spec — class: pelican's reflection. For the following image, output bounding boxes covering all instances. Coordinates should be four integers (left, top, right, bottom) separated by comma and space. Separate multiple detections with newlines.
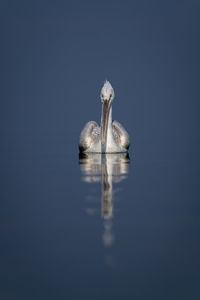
79, 153, 130, 264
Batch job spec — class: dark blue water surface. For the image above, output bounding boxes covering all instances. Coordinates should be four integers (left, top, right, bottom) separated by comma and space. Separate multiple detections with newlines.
1, 1, 200, 299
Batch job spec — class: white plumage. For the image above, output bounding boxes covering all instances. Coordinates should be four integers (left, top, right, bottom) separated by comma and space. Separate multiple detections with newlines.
79, 81, 130, 153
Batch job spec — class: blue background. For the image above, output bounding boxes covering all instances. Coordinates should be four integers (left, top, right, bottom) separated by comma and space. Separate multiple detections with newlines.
1, 1, 200, 299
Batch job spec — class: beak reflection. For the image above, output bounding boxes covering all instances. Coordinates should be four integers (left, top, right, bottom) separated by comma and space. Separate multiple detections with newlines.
79, 153, 130, 265
79, 152, 130, 242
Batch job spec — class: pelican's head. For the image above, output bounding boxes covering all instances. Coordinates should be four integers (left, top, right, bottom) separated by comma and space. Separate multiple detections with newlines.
100, 80, 115, 102
100, 81, 115, 147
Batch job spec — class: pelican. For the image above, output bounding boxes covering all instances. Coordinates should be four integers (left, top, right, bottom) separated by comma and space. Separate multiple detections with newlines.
79, 81, 130, 153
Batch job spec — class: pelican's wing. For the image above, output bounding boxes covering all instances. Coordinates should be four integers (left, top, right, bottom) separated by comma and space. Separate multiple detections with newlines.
112, 120, 130, 150
79, 121, 100, 152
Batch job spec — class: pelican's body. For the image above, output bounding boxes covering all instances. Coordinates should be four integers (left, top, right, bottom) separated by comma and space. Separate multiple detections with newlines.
79, 81, 130, 153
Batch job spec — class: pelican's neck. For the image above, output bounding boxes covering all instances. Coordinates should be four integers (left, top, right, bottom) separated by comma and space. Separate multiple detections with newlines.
108, 106, 112, 129
106, 106, 115, 145
101, 105, 113, 142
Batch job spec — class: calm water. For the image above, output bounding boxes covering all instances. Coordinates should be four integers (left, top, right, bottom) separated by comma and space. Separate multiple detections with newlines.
0, 130, 199, 300
1, 1, 200, 299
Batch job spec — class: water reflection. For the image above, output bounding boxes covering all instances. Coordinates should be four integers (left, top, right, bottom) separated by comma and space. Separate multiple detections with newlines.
79, 153, 130, 265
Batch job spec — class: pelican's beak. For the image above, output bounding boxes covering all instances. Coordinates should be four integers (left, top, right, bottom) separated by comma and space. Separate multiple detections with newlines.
101, 100, 112, 147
